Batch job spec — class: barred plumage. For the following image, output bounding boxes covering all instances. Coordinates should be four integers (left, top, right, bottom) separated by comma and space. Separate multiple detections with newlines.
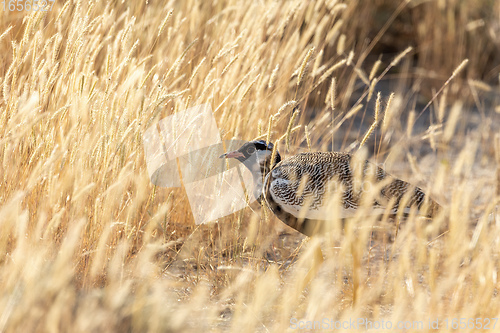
220, 140, 441, 236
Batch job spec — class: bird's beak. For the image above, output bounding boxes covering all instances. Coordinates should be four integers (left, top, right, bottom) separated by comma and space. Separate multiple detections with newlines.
219, 150, 244, 159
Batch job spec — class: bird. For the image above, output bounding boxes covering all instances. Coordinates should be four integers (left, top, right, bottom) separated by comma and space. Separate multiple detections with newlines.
220, 140, 442, 236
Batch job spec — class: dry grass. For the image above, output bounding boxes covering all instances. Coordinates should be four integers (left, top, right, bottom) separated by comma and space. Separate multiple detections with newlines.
0, 0, 499, 332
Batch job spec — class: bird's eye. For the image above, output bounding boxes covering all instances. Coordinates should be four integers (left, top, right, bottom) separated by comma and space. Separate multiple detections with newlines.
246, 146, 256, 154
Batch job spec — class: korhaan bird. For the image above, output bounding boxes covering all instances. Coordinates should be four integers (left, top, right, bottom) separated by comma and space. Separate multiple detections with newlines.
220, 140, 441, 236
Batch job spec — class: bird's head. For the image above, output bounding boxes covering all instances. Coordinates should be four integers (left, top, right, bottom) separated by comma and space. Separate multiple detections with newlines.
219, 140, 281, 173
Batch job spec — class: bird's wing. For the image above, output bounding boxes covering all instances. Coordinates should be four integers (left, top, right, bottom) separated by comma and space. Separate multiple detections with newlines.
264, 151, 441, 220
263, 152, 362, 219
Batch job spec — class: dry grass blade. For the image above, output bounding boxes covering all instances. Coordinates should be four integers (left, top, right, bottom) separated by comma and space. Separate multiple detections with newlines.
360, 92, 381, 148
0, 26, 13, 43
421, 59, 469, 115
297, 46, 315, 86
326, 77, 336, 110
268, 64, 279, 89
275, 100, 297, 118
285, 109, 300, 151
304, 125, 312, 151
381, 92, 395, 133
369, 59, 382, 81
158, 10, 173, 37
495, 134, 500, 198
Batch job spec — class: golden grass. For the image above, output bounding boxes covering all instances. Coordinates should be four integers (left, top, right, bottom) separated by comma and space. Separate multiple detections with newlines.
0, 0, 499, 331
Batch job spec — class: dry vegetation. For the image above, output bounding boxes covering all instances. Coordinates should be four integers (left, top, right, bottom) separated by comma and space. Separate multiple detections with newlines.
0, 0, 500, 331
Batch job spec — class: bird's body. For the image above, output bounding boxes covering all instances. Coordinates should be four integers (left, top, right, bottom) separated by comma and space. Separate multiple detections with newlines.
221, 140, 441, 236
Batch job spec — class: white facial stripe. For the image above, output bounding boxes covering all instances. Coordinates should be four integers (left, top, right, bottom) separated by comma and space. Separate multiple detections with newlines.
255, 150, 272, 165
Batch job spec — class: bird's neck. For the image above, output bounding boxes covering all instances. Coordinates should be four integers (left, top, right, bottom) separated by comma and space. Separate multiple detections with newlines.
242, 153, 281, 202
239, 160, 268, 202
250, 162, 268, 202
